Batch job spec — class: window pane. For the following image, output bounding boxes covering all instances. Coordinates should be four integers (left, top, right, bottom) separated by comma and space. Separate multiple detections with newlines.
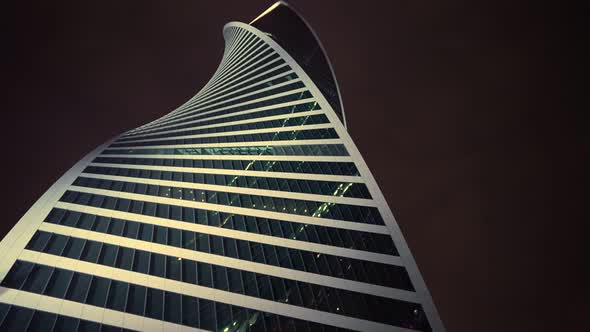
166, 256, 181, 281
132, 250, 150, 274
182, 295, 199, 327
164, 292, 181, 324
122, 221, 140, 239
197, 263, 213, 288
198, 299, 215, 330
213, 265, 229, 291
108, 219, 125, 236
21, 264, 54, 294
182, 260, 197, 284
0, 305, 34, 331
80, 241, 102, 263
85, 276, 111, 307
125, 284, 146, 315
77, 320, 101, 332
27, 310, 57, 332
98, 244, 118, 267
53, 315, 79, 331
106, 280, 129, 311
63, 237, 86, 260
25, 231, 51, 251
44, 234, 68, 256
115, 247, 135, 271
43, 268, 74, 298
145, 288, 164, 320
149, 254, 165, 278
65, 272, 92, 303
1, 260, 34, 289
77, 214, 96, 230
138, 223, 154, 242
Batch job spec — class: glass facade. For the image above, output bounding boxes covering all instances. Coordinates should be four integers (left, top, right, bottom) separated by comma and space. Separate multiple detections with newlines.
0, 3, 442, 332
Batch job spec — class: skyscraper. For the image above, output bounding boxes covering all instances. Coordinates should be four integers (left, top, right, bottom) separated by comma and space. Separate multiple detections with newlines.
0, 2, 444, 331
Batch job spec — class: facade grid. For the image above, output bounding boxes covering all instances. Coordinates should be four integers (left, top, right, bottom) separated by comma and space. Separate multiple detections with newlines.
0, 2, 444, 332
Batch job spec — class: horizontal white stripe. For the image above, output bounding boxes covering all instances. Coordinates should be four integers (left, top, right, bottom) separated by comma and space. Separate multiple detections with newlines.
87, 162, 364, 183
113, 123, 335, 147
98, 154, 353, 162
121, 98, 319, 140
105, 138, 344, 151
185, 69, 296, 116
78, 172, 376, 207
37, 222, 413, 302
0, 286, 200, 332
129, 87, 310, 136
181, 79, 302, 120
66, 186, 389, 235
189, 63, 293, 116
17, 251, 408, 332
55, 202, 399, 266
116, 110, 324, 144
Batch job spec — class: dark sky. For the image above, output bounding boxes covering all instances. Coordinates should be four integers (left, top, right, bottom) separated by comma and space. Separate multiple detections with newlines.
0, 1, 585, 331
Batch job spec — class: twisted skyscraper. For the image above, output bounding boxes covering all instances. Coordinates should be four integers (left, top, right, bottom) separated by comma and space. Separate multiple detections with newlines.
0, 2, 444, 331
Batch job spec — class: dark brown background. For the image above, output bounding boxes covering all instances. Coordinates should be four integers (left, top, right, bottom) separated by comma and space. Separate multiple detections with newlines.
0, 1, 585, 331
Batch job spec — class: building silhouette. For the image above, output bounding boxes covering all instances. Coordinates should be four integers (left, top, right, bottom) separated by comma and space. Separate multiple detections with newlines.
0, 2, 444, 331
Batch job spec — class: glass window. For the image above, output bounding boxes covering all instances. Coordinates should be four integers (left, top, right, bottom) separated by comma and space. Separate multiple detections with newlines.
210, 236, 224, 256
108, 218, 125, 236
145, 288, 164, 320
256, 275, 274, 300
65, 272, 92, 303
122, 221, 139, 239
0, 306, 34, 331
62, 211, 81, 227
182, 295, 199, 327
77, 214, 96, 230
125, 284, 146, 315
182, 230, 195, 250
164, 292, 181, 324
62, 237, 86, 260
181, 259, 196, 284
166, 256, 181, 281
197, 263, 213, 288
223, 238, 238, 258
212, 265, 229, 291
154, 225, 167, 245
227, 268, 244, 294
27, 310, 57, 332
77, 320, 101, 332
21, 264, 53, 294
215, 302, 232, 331
98, 244, 118, 267
43, 268, 74, 299
44, 233, 69, 256
115, 247, 135, 271
168, 228, 181, 248
138, 223, 154, 242
53, 315, 79, 331
80, 241, 102, 263
196, 234, 210, 253
26, 231, 51, 252
198, 299, 215, 331
1, 260, 34, 289
85, 276, 110, 307
149, 253, 165, 278
45, 208, 67, 224
132, 250, 150, 274
106, 280, 129, 311
92, 216, 110, 233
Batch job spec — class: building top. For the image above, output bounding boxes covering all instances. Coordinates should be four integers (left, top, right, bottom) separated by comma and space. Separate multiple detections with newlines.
249, 1, 347, 127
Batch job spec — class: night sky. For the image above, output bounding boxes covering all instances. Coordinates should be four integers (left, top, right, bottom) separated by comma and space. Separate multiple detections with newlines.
1, 1, 584, 331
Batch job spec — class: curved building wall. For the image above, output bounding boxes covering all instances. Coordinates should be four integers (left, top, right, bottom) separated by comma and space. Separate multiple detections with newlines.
0, 5, 443, 332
